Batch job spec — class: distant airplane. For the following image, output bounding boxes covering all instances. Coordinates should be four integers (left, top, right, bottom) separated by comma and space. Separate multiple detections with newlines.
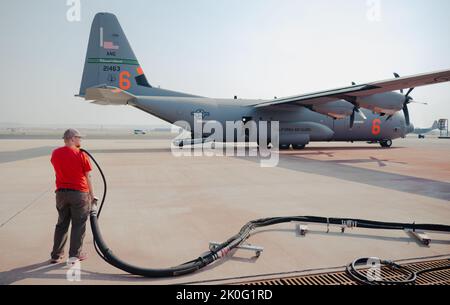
413, 121, 439, 138
78, 13, 450, 149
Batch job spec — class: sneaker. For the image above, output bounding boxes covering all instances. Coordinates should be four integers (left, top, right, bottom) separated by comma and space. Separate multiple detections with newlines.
76, 253, 88, 261
50, 256, 64, 264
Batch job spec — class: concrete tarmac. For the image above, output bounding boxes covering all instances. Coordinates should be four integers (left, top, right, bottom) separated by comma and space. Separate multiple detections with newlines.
0, 136, 449, 284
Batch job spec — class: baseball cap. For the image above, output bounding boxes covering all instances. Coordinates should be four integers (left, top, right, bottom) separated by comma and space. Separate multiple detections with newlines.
62, 128, 83, 140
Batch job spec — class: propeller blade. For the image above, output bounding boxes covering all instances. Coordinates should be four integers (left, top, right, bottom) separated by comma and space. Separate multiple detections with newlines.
356, 108, 367, 120
350, 111, 355, 129
410, 100, 428, 105
405, 87, 415, 98
403, 104, 410, 126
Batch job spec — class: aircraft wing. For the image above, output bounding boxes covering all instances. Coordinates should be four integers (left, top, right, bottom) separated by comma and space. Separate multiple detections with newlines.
252, 69, 450, 108
81, 85, 136, 105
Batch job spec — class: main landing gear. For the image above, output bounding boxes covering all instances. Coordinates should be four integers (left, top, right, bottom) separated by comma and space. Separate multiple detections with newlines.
258, 143, 307, 150
379, 139, 393, 148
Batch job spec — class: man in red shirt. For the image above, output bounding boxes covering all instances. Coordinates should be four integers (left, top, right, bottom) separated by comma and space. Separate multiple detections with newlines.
50, 128, 95, 263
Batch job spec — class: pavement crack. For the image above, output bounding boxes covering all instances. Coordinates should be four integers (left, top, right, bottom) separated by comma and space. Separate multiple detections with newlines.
0, 187, 52, 229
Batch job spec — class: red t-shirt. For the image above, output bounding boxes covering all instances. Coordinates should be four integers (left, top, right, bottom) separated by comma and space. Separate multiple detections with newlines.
51, 146, 92, 192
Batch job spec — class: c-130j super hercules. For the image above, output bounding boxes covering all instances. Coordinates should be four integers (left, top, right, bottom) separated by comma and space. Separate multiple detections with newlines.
78, 13, 450, 149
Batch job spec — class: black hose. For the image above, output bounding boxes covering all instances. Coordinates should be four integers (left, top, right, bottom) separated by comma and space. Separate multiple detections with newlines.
81, 148, 450, 279
82, 148, 216, 277
346, 257, 450, 285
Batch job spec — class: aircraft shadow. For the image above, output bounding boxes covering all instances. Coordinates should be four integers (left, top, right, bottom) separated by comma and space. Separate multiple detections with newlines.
235, 151, 450, 201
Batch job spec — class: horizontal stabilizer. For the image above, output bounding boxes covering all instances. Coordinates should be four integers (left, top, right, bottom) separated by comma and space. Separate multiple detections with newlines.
83, 85, 136, 105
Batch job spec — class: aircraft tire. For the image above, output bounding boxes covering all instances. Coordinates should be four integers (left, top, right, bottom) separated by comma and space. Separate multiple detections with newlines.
279, 144, 291, 150
380, 139, 393, 148
292, 144, 306, 150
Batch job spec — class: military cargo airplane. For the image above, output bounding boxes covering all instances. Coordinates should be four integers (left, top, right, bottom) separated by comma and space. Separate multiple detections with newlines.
78, 13, 450, 149
413, 121, 439, 138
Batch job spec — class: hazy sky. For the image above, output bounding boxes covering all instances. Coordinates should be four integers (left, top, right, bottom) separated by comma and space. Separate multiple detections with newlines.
1, 0, 449, 127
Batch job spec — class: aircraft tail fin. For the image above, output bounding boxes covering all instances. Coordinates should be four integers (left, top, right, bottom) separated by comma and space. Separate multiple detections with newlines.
79, 12, 151, 97
432, 120, 439, 130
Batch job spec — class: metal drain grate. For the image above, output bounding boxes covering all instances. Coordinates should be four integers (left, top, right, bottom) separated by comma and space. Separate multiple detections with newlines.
238, 259, 450, 285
